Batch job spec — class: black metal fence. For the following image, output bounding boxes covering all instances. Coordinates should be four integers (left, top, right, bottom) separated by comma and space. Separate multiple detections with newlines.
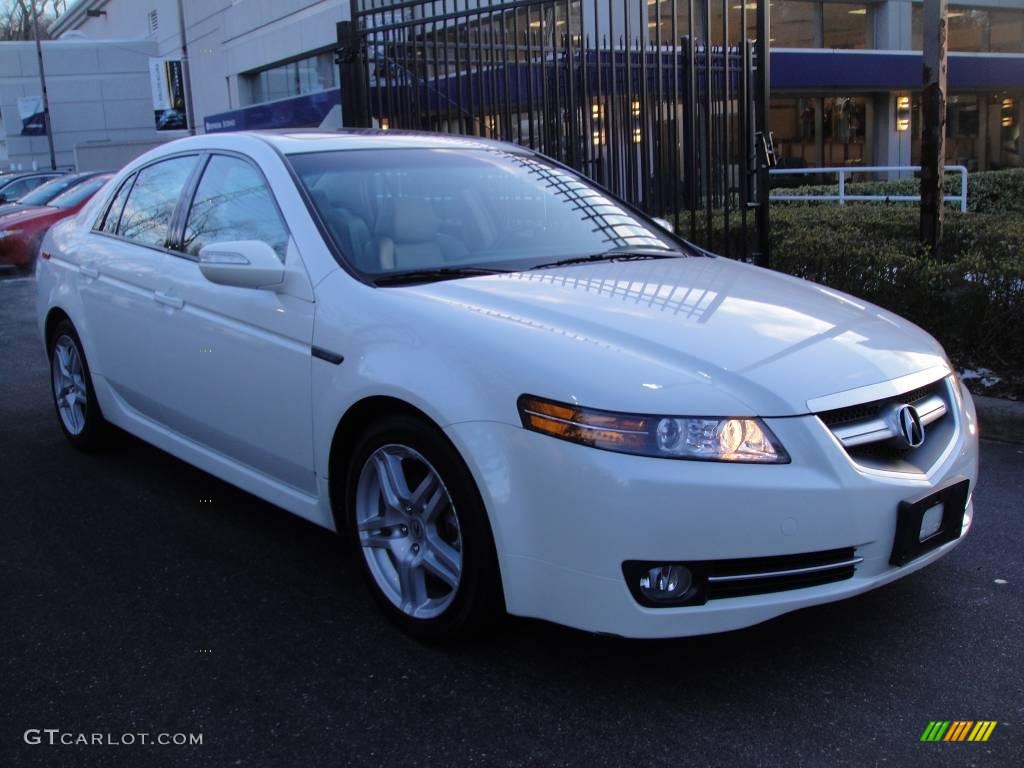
339, 0, 771, 264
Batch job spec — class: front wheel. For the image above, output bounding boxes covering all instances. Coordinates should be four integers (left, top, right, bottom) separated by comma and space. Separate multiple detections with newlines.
345, 413, 503, 642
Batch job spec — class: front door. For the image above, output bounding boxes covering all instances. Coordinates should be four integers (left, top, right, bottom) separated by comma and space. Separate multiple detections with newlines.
148, 153, 317, 494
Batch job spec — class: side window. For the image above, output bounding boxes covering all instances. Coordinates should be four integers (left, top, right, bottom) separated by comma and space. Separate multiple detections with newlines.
117, 155, 197, 248
182, 155, 288, 260
97, 173, 135, 233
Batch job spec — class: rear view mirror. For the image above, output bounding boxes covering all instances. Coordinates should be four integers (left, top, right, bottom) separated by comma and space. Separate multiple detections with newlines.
652, 217, 674, 233
197, 240, 285, 289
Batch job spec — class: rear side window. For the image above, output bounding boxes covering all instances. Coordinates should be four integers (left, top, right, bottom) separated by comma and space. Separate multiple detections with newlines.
97, 174, 135, 232
181, 155, 288, 260
117, 155, 197, 247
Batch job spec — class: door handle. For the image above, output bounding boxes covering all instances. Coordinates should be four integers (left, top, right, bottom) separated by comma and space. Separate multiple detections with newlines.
154, 291, 184, 310
79, 264, 99, 279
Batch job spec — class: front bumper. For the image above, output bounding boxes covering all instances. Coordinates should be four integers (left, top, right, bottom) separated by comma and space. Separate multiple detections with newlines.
444, 384, 980, 638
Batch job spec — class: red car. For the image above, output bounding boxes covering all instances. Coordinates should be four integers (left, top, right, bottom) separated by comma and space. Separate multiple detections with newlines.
0, 174, 112, 272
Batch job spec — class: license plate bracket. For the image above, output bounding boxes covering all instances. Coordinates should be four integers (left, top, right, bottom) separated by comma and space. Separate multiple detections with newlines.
890, 478, 970, 566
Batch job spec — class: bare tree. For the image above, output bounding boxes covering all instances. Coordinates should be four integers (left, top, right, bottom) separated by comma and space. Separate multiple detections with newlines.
0, 1, 64, 41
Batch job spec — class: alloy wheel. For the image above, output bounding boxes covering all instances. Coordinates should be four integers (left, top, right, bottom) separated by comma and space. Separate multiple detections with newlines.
52, 335, 87, 436
354, 444, 463, 619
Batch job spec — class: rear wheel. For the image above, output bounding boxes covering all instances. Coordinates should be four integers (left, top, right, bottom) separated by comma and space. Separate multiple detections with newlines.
345, 413, 503, 641
48, 319, 109, 451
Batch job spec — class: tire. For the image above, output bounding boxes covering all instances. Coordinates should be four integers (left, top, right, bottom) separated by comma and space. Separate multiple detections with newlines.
48, 319, 109, 451
344, 413, 503, 642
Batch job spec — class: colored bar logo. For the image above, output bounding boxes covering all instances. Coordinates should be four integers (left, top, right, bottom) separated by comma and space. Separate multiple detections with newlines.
921, 721, 997, 742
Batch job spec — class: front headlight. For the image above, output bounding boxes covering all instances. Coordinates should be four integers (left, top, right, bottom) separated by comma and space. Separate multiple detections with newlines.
518, 395, 789, 463
0, 230, 13, 240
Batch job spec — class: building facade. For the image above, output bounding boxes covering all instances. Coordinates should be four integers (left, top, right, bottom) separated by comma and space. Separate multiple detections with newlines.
3, 0, 1018, 173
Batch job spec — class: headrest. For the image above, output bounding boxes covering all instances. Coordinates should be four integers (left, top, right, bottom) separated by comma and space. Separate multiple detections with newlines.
391, 198, 438, 243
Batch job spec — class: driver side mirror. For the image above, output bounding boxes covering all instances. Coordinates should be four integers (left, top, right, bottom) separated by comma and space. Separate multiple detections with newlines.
652, 217, 674, 233
197, 240, 285, 290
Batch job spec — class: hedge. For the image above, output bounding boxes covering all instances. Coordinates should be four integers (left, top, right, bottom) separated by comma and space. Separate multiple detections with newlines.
770, 168, 1024, 214
697, 205, 1024, 396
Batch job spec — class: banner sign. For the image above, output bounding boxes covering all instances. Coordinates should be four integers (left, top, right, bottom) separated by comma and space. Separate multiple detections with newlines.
204, 88, 339, 133
149, 58, 189, 131
17, 95, 46, 136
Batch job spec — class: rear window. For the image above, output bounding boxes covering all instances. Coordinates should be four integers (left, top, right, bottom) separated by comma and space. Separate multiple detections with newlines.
50, 177, 110, 210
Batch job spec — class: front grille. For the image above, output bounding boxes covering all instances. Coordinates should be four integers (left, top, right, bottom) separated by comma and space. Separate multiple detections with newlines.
815, 376, 956, 473
622, 547, 860, 607
817, 382, 941, 429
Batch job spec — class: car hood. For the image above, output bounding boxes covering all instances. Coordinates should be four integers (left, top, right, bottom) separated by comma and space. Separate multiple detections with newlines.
402, 256, 950, 416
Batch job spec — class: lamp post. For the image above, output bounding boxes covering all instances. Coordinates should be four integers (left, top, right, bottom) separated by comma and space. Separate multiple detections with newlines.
31, 1, 58, 170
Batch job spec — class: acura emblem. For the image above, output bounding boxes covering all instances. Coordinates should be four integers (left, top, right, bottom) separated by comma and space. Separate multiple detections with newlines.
895, 404, 925, 448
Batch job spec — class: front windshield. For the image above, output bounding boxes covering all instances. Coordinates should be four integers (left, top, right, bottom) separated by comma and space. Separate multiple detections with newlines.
16, 175, 80, 206
288, 148, 680, 278
48, 177, 109, 210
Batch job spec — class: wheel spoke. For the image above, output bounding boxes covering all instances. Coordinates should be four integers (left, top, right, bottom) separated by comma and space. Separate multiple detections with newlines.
356, 507, 404, 533
423, 531, 461, 589
419, 483, 447, 523
361, 530, 396, 549
373, 451, 411, 510
55, 344, 71, 380
397, 555, 427, 614
410, 472, 439, 510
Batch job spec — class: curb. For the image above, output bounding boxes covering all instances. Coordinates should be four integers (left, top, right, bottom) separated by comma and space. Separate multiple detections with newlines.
972, 394, 1024, 444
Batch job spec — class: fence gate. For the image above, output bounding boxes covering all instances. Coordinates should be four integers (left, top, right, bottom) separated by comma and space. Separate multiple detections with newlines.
338, 0, 771, 264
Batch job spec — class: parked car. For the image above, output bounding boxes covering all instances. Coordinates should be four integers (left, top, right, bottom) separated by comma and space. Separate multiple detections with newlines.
0, 171, 107, 218
0, 170, 64, 203
0, 174, 112, 271
36, 132, 979, 641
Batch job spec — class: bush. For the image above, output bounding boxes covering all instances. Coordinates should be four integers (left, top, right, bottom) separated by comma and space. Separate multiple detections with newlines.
697, 205, 1024, 396
771, 168, 1024, 214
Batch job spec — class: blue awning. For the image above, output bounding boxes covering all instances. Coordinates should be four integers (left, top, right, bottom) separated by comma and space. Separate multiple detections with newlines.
771, 49, 1024, 92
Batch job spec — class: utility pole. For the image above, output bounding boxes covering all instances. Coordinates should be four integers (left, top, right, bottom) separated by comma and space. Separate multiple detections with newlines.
31, 1, 58, 169
920, 0, 948, 258
176, 0, 197, 134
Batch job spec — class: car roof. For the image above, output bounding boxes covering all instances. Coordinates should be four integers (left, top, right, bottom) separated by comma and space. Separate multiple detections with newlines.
0, 170, 64, 179
251, 129, 529, 156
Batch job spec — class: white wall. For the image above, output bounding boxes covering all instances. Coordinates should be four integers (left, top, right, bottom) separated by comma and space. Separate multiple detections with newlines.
49, 0, 349, 131
0, 38, 166, 171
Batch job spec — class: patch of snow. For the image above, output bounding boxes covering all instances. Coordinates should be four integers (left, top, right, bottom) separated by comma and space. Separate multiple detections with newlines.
959, 367, 1003, 388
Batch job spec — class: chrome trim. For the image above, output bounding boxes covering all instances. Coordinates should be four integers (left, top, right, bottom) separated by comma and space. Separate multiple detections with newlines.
707, 557, 864, 583
806, 365, 950, 413
521, 408, 650, 435
831, 394, 947, 448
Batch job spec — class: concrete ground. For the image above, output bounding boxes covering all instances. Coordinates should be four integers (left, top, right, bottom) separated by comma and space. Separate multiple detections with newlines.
2, 275, 1022, 767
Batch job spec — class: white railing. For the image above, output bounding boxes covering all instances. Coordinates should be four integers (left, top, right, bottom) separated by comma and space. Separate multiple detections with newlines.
769, 165, 969, 212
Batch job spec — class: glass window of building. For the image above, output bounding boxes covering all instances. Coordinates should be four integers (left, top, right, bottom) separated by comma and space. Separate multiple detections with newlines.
912, 6, 1024, 53
990, 10, 1024, 53
771, 1, 818, 47
242, 52, 338, 106
823, 3, 870, 49
770, 95, 869, 168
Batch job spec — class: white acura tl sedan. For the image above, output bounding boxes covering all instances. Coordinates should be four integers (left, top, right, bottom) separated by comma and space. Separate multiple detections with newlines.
37, 131, 979, 640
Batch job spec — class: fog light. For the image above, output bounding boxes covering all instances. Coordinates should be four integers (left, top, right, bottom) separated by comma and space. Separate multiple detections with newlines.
638, 565, 692, 602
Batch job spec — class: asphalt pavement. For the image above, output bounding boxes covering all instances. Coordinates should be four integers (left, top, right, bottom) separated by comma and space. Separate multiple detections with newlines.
2, 274, 1022, 768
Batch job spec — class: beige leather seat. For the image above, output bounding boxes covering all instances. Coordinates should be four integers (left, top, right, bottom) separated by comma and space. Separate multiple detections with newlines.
370, 197, 467, 271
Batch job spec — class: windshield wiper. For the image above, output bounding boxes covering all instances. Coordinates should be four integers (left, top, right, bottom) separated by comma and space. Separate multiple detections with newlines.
528, 245, 683, 270
373, 266, 510, 286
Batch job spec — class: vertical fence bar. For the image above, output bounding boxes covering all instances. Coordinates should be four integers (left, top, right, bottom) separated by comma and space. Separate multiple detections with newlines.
754, 0, 770, 266
721, 0, 730, 256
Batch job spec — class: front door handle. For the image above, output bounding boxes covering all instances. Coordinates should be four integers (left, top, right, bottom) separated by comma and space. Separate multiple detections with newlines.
154, 291, 184, 310
79, 264, 99, 279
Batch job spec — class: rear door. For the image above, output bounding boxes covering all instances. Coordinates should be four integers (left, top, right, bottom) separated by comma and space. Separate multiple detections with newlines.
146, 152, 317, 494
